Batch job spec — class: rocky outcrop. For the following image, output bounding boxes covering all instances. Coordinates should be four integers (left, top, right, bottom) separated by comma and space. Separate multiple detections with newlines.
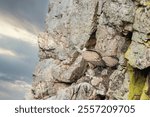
30, 0, 150, 100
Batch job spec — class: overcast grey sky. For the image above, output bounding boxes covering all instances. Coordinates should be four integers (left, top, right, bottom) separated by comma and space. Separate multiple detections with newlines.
0, 0, 49, 99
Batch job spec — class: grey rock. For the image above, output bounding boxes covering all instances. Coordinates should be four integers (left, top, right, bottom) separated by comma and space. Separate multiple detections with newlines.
76, 76, 91, 84
91, 77, 102, 86
119, 54, 127, 66
134, 0, 150, 5
97, 83, 107, 96
133, 7, 150, 34
102, 0, 135, 26
52, 55, 87, 83
95, 25, 126, 57
31, 0, 150, 100
125, 7, 150, 69
132, 31, 150, 48
101, 69, 108, 76
125, 41, 150, 69
32, 59, 69, 99
86, 68, 95, 77
107, 68, 129, 100
32, 56, 87, 99
48, 83, 97, 100
44, 0, 99, 61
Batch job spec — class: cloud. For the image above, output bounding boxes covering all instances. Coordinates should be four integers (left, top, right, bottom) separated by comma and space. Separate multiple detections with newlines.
0, 79, 31, 100
0, 48, 17, 57
0, 0, 49, 100
0, 35, 38, 59
0, 73, 5, 77
0, 15, 38, 47
0, 55, 36, 82
0, 0, 49, 30
0, 14, 39, 82
0, 91, 10, 98
0, 35, 38, 80
0, 79, 31, 92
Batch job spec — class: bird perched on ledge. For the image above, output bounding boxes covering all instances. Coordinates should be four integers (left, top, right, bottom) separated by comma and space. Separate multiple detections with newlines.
77, 44, 119, 68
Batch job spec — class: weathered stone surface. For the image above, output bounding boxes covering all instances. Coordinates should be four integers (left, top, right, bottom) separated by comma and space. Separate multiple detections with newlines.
102, 0, 135, 26
32, 56, 87, 99
95, 25, 126, 57
125, 42, 150, 69
86, 68, 95, 78
133, 7, 150, 34
97, 83, 107, 96
125, 6, 150, 70
32, 59, 68, 99
44, 0, 99, 61
51, 55, 87, 83
91, 77, 102, 86
48, 83, 97, 100
101, 69, 108, 76
119, 54, 127, 66
135, 0, 150, 5
32, 0, 103, 100
132, 32, 150, 48
107, 68, 129, 100
31, 0, 150, 100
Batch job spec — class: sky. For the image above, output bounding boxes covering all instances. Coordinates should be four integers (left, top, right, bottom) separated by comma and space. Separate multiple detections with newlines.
0, 0, 49, 99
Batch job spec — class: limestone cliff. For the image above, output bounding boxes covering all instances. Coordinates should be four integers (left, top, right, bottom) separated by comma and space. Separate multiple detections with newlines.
31, 0, 150, 100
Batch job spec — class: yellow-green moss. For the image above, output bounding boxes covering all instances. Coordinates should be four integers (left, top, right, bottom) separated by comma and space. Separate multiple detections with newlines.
128, 65, 146, 100
145, 41, 150, 48
125, 47, 136, 67
140, 78, 150, 100
144, 1, 150, 6
127, 65, 150, 100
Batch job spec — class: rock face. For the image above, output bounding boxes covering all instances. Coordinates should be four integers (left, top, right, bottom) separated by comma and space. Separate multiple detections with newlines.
30, 0, 150, 100
125, 7, 150, 69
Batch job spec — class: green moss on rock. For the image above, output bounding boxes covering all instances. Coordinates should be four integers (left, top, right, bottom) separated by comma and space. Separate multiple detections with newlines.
140, 78, 150, 100
128, 65, 146, 100
127, 65, 150, 100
